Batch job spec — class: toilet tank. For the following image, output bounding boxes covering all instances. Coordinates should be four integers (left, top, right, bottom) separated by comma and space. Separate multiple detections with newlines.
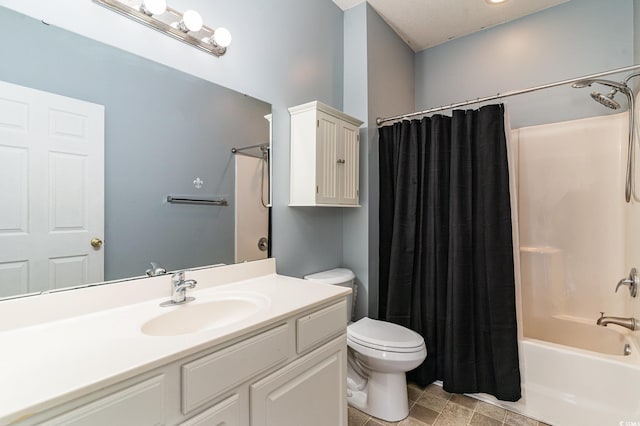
304, 268, 356, 321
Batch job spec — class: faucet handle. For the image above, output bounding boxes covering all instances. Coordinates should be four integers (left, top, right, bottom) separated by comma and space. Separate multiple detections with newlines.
171, 271, 185, 286
616, 267, 639, 297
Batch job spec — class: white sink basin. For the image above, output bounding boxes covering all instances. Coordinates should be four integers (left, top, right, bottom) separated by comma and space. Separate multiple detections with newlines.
141, 292, 268, 336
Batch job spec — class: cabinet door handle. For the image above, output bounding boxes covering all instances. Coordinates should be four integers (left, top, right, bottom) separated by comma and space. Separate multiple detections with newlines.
337, 159, 345, 164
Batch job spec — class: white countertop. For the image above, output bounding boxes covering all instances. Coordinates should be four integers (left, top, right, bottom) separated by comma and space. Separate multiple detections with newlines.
0, 259, 350, 425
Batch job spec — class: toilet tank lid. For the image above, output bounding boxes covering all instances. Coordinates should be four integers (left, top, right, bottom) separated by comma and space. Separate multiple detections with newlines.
304, 268, 355, 284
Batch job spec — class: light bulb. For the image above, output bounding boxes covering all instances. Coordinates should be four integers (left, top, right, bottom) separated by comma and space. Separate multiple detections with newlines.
213, 28, 232, 48
140, 0, 166, 16
181, 10, 203, 32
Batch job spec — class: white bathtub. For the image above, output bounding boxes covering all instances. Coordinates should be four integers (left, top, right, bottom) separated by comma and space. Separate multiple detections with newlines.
474, 316, 640, 426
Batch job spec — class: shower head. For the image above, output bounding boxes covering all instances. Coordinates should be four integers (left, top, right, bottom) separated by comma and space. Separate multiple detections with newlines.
572, 78, 630, 110
590, 89, 621, 109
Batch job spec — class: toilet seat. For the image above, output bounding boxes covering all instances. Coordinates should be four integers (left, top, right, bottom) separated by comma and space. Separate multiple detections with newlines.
347, 317, 424, 353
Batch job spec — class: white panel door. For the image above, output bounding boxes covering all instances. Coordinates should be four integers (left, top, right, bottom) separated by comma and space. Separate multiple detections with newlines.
0, 80, 104, 297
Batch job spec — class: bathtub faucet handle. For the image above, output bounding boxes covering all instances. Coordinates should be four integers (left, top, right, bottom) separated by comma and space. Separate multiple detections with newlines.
615, 268, 638, 298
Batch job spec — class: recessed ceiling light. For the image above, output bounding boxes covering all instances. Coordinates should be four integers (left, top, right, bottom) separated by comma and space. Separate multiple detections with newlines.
485, 0, 509, 4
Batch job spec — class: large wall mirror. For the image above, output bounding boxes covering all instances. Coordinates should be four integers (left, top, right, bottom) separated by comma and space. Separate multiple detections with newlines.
0, 6, 272, 300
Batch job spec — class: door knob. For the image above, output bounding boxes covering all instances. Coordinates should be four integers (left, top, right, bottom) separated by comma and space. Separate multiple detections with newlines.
90, 238, 103, 248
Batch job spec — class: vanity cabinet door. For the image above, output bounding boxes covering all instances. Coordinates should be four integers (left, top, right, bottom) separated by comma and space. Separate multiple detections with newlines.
250, 334, 347, 426
179, 394, 241, 426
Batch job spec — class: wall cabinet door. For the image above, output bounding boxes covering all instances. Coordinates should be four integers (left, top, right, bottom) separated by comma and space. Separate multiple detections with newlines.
316, 111, 339, 204
250, 335, 347, 426
337, 120, 360, 205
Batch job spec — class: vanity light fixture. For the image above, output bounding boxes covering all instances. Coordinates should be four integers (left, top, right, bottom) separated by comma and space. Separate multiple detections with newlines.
140, 0, 166, 16
173, 9, 203, 33
93, 0, 232, 57
485, 0, 509, 4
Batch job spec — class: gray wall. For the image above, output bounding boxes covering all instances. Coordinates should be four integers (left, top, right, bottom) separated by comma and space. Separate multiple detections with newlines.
0, 7, 270, 281
343, 4, 370, 319
415, 0, 634, 129
365, 4, 415, 319
182, 0, 347, 278
342, 4, 415, 319
168, 0, 347, 278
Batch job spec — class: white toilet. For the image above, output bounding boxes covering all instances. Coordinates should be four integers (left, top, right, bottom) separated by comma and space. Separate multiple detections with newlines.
304, 268, 427, 422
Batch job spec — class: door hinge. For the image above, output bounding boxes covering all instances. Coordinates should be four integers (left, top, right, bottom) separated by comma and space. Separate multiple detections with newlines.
316, 185, 319, 193
317, 120, 319, 128
357, 134, 360, 142
357, 189, 359, 197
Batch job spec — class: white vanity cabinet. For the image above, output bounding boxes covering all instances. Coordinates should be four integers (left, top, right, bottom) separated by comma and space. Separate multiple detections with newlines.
21, 299, 348, 426
289, 101, 363, 206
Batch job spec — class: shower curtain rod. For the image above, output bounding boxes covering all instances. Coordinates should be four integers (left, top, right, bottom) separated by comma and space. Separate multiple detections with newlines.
376, 64, 640, 126
231, 143, 269, 159
231, 143, 269, 153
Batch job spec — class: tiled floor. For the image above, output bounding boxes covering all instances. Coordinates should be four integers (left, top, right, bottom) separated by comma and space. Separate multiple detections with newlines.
348, 383, 551, 426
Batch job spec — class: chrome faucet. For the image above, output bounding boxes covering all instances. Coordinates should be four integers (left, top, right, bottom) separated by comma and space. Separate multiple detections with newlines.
597, 312, 638, 331
160, 271, 197, 307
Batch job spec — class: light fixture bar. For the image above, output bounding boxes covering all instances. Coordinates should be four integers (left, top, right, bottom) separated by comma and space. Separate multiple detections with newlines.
93, 0, 229, 57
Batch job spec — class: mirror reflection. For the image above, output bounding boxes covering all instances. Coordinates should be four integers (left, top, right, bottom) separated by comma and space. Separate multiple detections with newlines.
0, 6, 271, 299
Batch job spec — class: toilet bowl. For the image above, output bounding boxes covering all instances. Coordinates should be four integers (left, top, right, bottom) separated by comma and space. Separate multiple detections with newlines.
304, 269, 427, 422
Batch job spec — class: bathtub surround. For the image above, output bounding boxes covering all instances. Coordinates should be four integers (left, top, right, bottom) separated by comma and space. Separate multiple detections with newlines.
378, 105, 520, 401
495, 113, 640, 424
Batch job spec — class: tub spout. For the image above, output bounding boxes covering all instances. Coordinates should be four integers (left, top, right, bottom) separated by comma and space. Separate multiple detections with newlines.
597, 312, 638, 331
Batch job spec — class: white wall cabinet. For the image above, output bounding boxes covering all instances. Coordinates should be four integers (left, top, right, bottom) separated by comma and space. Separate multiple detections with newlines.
22, 300, 348, 426
289, 101, 363, 206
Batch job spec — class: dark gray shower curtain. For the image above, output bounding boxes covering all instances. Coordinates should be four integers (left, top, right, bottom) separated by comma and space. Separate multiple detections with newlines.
378, 104, 521, 401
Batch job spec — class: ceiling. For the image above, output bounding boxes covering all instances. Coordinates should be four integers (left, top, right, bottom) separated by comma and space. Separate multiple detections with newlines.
333, 0, 569, 52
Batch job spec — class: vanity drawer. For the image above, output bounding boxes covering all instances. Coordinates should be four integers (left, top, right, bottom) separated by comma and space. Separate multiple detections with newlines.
39, 375, 165, 426
181, 324, 290, 414
296, 300, 347, 353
